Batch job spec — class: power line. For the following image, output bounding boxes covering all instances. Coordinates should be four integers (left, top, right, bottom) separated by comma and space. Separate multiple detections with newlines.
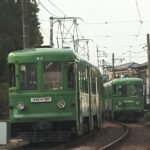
80, 19, 150, 25
37, 0, 56, 16
86, 33, 145, 38
132, 21, 143, 46
134, 0, 142, 22
47, 0, 66, 16
40, 27, 49, 39
40, 19, 150, 24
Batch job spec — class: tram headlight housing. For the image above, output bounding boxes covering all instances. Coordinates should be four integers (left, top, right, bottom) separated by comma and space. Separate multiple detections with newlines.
118, 102, 122, 105
135, 101, 140, 105
17, 102, 25, 110
57, 100, 66, 109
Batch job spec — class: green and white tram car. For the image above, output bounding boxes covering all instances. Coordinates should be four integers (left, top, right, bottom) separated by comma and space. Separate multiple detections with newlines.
8, 47, 104, 142
104, 77, 144, 120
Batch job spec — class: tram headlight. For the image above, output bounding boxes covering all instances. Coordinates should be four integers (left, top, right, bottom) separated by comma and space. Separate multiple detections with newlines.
17, 102, 25, 110
118, 102, 122, 105
57, 100, 66, 109
135, 101, 140, 105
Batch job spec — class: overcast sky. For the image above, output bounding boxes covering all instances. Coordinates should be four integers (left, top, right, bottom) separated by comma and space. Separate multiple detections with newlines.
37, 0, 150, 67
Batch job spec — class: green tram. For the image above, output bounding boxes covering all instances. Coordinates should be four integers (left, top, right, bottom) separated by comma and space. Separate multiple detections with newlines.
104, 77, 144, 120
8, 47, 104, 142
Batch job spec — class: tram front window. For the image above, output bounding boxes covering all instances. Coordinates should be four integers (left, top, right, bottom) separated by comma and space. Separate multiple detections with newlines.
44, 62, 62, 90
118, 85, 127, 97
130, 84, 138, 96
20, 64, 37, 90
130, 84, 143, 96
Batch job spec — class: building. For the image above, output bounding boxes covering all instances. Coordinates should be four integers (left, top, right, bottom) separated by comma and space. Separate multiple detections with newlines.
106, 62, 140, 81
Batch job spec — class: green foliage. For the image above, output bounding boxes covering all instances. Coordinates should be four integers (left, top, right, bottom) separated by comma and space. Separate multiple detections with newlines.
0, 82, 8, 119
0, 0, 43, 82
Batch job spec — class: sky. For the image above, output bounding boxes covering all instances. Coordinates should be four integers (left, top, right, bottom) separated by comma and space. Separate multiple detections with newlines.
37, 0, 150, 68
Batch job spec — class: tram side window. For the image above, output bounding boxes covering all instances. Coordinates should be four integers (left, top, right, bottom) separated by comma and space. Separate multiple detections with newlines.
9, 64, 16, 87
20, 64, 37, 90
91, 70, 96, 94
80, 67, 88, 93
118, 85, 127, 97
67, 63, 75, 89
44, 62, 62, 90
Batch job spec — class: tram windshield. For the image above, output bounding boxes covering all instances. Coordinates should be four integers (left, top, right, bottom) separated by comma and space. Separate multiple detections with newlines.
20, 64, 37, 90
118, 85, 127, 97
44, 62, 62, 90
129, 84, 143, 96
113, 84, 127, 97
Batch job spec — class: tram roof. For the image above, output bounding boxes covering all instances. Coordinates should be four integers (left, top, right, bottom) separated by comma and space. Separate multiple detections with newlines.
8, 47, 80, 63
104, 77, 143, 87
112, 77, 143, 83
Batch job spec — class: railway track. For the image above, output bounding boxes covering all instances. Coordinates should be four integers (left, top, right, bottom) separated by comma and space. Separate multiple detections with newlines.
99, 122, 130, 150
3, 121, 148, 150
114, 121, 150, 150
54, 121, 130, 150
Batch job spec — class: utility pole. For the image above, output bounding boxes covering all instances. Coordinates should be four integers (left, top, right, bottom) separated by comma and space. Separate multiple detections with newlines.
112, 53, 115, 79
50, 17, 54, 47
147, 34, 150, 104
102, 59, 105, 74
21, 0, 29, 49
86, 40, 89, 60
97, 45, 101, 69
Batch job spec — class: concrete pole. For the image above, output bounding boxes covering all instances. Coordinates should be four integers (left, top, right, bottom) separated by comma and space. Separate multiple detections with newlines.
21, 0, 29, 49
50, 17, 54, 47
147, 34, 150, 104
112, 53, 115, 79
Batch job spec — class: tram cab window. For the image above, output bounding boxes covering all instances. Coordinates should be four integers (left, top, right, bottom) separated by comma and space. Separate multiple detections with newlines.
130, 84, 138, 96
67, 63, 75, 89
9, 64, 16, 87
44, 62, 62, 90
118, 85, 127, 97
130, 84, 143, 96
20, 64, 37, 90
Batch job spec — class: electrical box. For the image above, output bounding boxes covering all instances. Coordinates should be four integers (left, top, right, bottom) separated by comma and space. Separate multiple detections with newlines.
0, 121, 9, 145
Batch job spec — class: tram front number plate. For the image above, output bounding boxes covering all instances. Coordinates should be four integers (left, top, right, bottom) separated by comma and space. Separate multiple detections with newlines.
31, 97, 51, 103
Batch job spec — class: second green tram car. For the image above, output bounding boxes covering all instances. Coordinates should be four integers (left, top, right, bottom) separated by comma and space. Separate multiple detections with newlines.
8, 47, 104, 142
104, 77, 144, 120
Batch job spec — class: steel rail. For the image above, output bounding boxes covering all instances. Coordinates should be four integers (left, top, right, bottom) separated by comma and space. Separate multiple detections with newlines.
99, 123, 130, 150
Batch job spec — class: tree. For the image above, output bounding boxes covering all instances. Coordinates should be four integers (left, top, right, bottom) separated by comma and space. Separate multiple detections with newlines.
0, 0, 43, 82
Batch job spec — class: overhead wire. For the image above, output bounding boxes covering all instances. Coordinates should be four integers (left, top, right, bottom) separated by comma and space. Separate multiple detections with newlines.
47, 0, 66, 16
37, 0, 57, 17
135, 0, 142, 22
38, 0, 86, 52
131, 0, 143, 47
40, 27, 49, 40
37, 0, 76, 46
37, 0, 147, 64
